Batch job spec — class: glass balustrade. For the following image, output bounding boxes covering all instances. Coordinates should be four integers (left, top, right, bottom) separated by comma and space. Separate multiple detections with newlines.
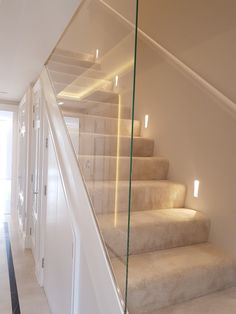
46, 0, 138, 311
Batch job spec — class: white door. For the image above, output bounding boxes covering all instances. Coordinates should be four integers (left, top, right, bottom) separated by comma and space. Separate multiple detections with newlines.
31, 82, 48, 285
31, 91, 41, 260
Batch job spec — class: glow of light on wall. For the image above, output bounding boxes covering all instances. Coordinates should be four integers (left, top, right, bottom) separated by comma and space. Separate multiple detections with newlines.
115, 75, 119, 87
95, 49, 99, 59
144, 114, 149, 129
194, 180, 200, 198
58, 101, 64, 106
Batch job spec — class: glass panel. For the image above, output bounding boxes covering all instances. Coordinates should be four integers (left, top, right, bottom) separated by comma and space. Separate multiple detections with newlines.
46, 0, 138, 310
127, 2, 236, 313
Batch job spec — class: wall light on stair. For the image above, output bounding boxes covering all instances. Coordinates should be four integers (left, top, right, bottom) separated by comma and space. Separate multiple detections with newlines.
194, 180, 200, 198
95, 49, 99, 59
58, 101, 64, 106
115, 75, 119, 87
144, 114, 149, 129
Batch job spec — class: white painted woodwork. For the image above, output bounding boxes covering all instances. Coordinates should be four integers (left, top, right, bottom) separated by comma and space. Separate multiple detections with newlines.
30, 81, 49, 286
40, 67, 124, 314
44, 134, 73, 314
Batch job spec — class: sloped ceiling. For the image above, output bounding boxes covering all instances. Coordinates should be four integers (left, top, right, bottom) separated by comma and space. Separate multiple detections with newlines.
0, 0, 81, 102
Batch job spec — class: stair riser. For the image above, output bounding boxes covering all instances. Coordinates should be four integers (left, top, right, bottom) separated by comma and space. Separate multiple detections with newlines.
54, 82, 84, 96
49, 70, 113, 90
53, 48, 95, 62
50, 54, 98, 69
81, 104, 131, 119
47, 61, 105, 79
101, 216, 210, 256
156, 287, 236, 314
54, 82, 115, 97
56, 85, 119, 103
87, 182, 186, 214
60, 97, 131, 119
128, 262, 236, 314
84, 90, 119, 104
78, 157, 169, 181
62, 104, 131, 119
75, 133, 154, 157
65, 114, 140, 136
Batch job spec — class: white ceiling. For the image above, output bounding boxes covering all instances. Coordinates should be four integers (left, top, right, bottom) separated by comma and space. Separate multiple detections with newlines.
0, 0, 81, 102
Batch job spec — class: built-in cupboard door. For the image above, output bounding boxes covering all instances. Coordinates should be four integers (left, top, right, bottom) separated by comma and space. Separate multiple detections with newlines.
30, 84, 43, 263
31, 81, 48, 286
31, 86, 42, 261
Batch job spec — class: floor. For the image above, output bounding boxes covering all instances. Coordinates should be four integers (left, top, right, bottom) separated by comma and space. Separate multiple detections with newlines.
0, 212, 51, 313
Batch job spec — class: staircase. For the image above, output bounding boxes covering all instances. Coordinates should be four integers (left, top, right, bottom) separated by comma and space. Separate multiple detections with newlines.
47, 48, 236, 314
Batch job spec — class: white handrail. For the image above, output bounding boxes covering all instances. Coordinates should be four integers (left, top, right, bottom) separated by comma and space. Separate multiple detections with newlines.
99, 0, 236, 117
40, 67, 124, 314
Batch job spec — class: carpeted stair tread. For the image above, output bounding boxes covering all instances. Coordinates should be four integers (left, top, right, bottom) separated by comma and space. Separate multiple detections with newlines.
98, 208, 210, 256
153, 286, 236, 314
112, 243, 236, 314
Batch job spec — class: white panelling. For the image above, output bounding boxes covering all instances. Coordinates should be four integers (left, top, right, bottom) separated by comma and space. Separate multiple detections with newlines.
44, 134, 73, 314
41, 67, 124, 314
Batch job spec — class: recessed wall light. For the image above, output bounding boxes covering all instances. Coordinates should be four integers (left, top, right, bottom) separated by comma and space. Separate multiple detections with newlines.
58, 101, 64, 106
95, 49, 99, 59
144, 114, 149, 129
115, 75, 119, 87
194, 180, 200, 198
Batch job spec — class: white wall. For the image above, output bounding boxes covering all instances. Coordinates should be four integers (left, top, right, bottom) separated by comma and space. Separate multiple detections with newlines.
135, 1, 236, 258
139, 0, 236, 102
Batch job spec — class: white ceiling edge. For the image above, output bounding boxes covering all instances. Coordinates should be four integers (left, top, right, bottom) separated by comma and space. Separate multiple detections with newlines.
0, 99, 19, 106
